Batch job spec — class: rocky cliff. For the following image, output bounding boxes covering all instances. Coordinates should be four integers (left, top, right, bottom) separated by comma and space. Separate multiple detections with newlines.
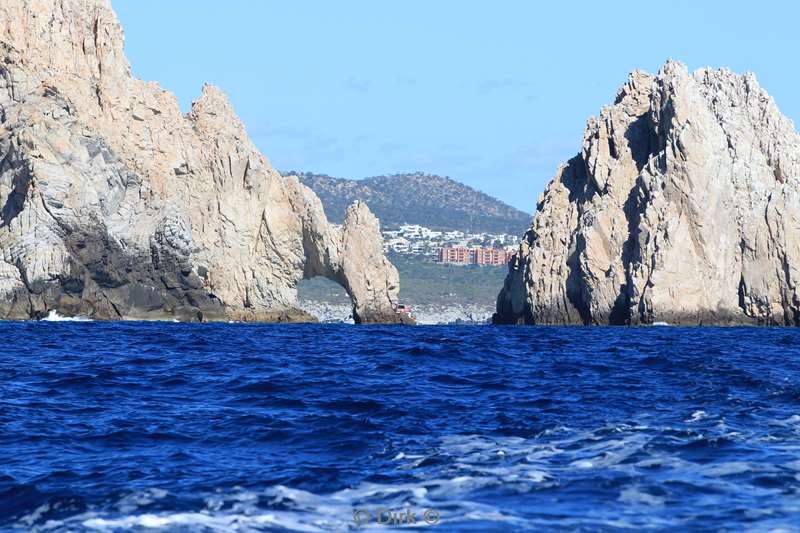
0, 0, 407, 323
495, 61, 800, 326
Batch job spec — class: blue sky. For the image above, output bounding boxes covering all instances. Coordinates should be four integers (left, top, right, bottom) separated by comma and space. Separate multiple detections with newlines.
115, 1, 800, 212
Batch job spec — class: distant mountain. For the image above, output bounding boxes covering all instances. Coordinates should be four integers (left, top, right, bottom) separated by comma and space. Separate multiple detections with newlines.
284, 171, 531, 235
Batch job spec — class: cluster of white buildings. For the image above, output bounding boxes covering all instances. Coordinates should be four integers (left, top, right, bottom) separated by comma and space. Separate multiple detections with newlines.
382, 224, 519, 258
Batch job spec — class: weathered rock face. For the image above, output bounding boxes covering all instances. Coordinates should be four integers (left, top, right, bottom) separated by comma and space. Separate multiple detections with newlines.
496, 60, 800, 326
0, 0, 407, 323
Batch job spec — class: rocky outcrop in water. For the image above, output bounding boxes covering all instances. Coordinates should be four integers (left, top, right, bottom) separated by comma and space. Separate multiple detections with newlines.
0, 0, 408, 323
496, 61, 800, 326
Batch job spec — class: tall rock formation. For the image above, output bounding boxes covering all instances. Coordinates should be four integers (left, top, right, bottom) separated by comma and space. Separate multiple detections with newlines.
495, 61, 800, 326
0, 0, 407, 323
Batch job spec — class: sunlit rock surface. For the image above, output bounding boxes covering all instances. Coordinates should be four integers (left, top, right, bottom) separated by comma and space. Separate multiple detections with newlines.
0, 0, 407, 323
496, 61, 800, 326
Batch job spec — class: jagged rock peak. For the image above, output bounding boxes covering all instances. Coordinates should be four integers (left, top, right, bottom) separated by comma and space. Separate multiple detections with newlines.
495, 60, 800, 326
191, 84, 246, 131
0, 0, 408, 323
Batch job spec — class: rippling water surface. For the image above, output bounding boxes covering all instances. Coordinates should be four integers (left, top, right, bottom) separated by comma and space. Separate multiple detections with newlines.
2, 322, 800, 531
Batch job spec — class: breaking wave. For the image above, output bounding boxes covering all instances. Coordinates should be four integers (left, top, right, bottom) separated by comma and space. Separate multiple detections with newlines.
40, 311, 93, 322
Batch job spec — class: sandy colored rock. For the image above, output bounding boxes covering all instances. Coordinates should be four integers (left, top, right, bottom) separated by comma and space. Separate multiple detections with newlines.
0, 0, 407, 323
496, 60, 800, 326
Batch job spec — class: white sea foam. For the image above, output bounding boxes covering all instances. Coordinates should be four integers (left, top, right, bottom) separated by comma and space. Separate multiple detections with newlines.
81, 511, 326, 532
773, 414, 800, 426
21, 424, 800, 532
618, 486, 665, 506
686, 410, 708, 422
41, 310, 93, 322
36, 481, 520, 533
700, 461, 770, 477
114, 488, 169, 514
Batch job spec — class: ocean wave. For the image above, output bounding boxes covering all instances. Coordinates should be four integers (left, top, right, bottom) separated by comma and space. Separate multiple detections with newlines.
40, 311, 93, 322
21, 421, 800, 532
5, 324, 800, 531
20, 481, 521, 532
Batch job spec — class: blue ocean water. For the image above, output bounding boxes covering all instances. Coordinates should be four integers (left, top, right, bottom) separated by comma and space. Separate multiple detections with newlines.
2, 322, 800, 532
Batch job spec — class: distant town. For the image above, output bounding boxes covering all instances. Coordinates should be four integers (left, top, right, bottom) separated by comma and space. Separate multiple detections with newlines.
381, 224, 519, 266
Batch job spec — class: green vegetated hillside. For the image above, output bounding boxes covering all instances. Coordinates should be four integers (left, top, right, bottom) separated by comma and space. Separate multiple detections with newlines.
287, 171, 531, 235
298, 253, 507, 307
